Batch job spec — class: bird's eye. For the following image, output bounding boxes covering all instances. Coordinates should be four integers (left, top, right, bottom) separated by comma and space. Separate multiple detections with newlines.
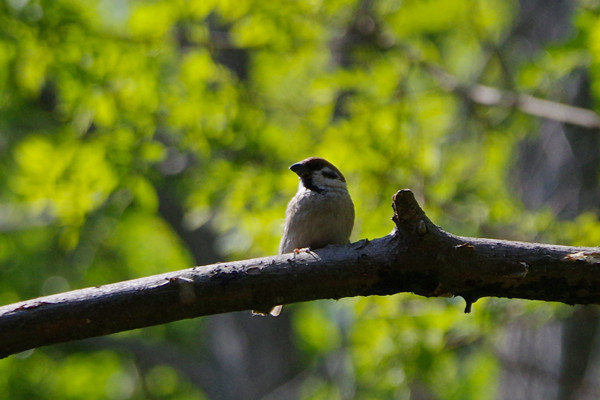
321, 169, 338, 179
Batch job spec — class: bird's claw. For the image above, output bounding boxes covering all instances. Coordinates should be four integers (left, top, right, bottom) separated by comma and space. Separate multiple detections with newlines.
293, 247, 311, 254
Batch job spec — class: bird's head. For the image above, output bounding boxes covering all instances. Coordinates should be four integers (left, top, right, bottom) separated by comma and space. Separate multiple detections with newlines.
289, 157, 347, 193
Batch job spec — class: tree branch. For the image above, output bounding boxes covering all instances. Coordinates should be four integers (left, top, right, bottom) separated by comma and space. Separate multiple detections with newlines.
422, 57, 600, 129
1, 189, 599, 358
465, 83, 600, 129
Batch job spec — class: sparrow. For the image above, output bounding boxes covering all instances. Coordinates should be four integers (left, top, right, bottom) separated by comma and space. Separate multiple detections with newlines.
253, 157, 355, 316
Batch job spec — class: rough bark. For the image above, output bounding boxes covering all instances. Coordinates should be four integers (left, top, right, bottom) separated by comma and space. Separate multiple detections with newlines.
1, 189, 599, 358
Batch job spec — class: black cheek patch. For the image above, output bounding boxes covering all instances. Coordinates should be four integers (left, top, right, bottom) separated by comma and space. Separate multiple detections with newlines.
301, 176, 324, 193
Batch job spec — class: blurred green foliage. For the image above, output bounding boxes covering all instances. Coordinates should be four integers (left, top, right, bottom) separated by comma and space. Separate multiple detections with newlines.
1, 0, 600, 398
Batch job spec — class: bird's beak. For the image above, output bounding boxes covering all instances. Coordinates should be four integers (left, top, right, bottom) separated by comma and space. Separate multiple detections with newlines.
289, 162, 309, 177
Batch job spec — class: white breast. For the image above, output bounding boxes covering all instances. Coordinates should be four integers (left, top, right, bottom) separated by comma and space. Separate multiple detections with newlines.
279, 186, 354, 254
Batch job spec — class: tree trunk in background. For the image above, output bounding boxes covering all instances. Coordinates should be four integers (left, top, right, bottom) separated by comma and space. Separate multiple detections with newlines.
156, 175, 301, 400
147, 19, 303, 397
556, 70, 600, 400
510, 1, 600, 399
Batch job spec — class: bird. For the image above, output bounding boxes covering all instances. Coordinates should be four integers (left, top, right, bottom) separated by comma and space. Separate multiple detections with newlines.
253, 157, 355, 316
